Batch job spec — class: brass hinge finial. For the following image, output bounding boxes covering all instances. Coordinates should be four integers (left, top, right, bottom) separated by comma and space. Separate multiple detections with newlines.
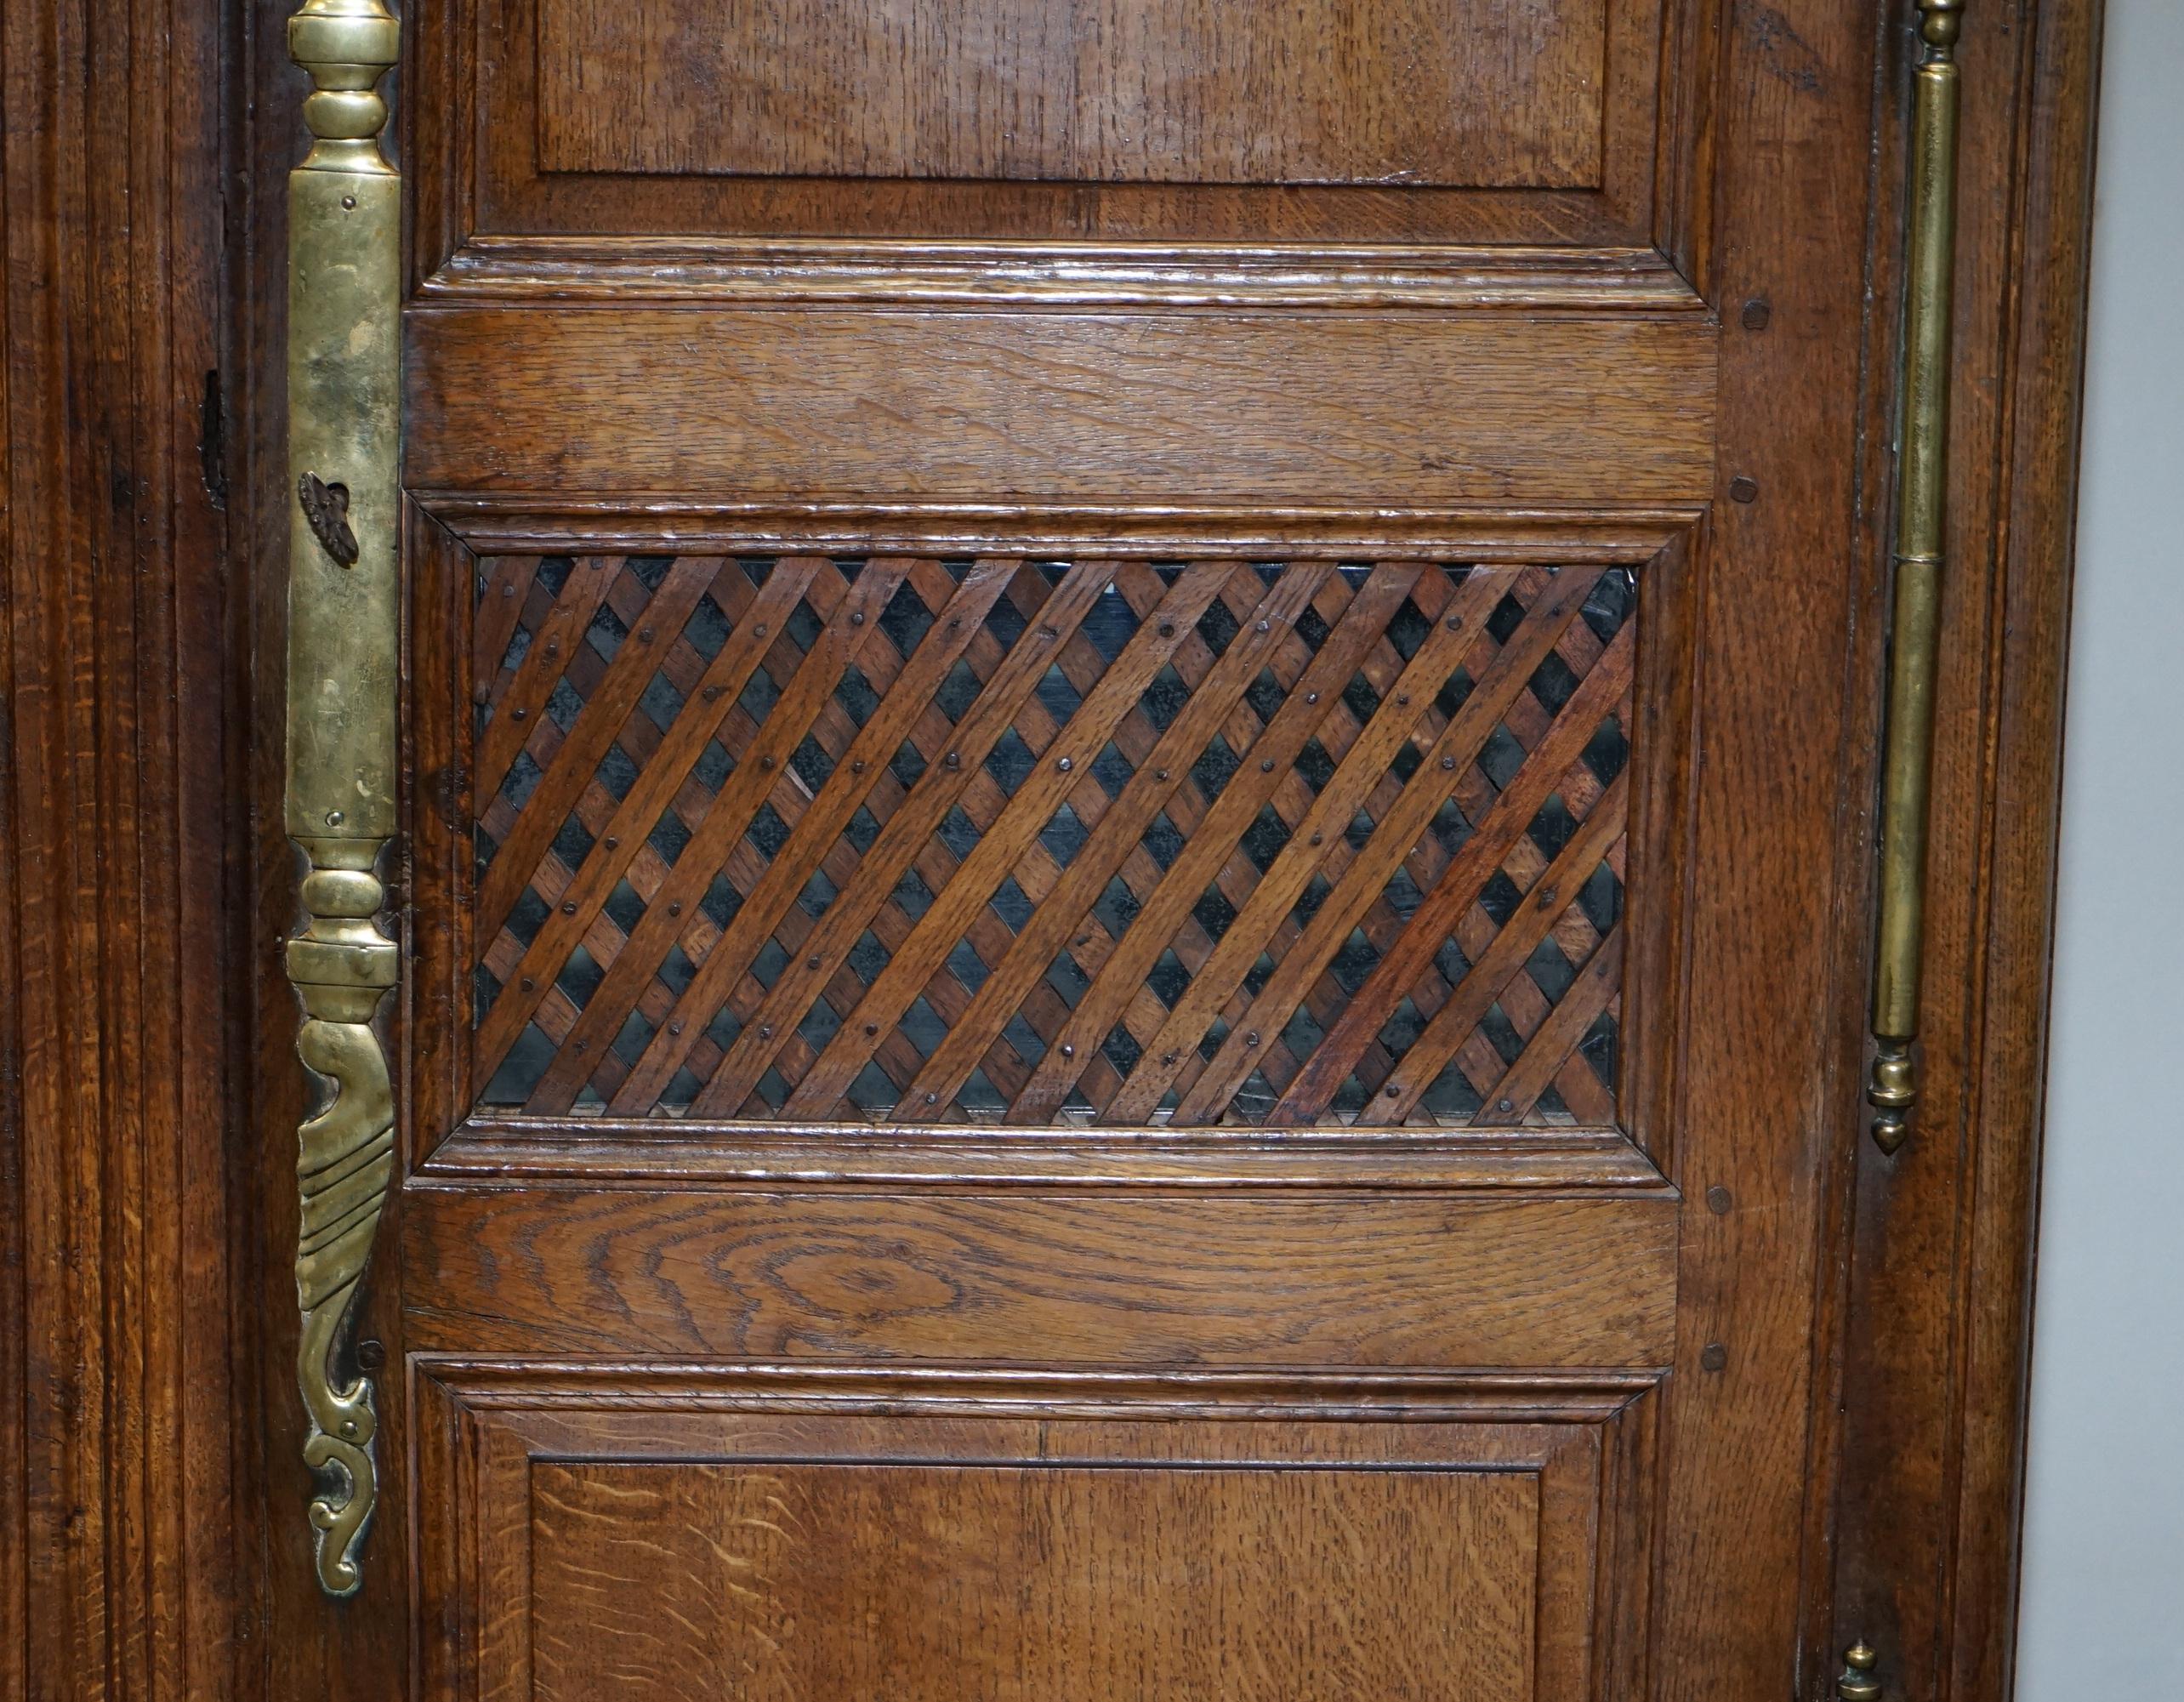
1837, 1641, 1883, 1701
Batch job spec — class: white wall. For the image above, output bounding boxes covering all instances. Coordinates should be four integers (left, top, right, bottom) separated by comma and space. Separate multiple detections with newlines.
2014, 3, 2184, 1695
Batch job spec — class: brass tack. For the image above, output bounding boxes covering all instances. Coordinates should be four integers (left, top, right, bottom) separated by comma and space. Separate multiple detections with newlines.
1061, 1045, 1075, 1058
946, 751, 961, 769
1159, 622, 1175, 637
1163, 1052, 1178, 1066
560, 901, 577, 914
1397, 693, 1410, 705
543, 640, 559, 656
1256, 619, 1271, 633
754, 623, 767, 637
1058, 755, 1073, 771
502, 583, 515, 598
340, 196, 355, 212
1497, 1096, 1515, 1113
759, 1026, 773, 1039
852, 759, 866, 772
668, 902, 682, 916
759, 754, 774, 769
850, 611, 866, 625
1385, 1084, 1402, 1098
806, 956, 821, 970
1245, 1032, 1260, 1047
511, 707, 527, 720
605, 836, 619, 850
1260, 758, 1275, 772
924, 1091, 940, 1104
866, 1024, 879, 1037
639, 627, 655, 642
702, 685, 722, 701
325, 809, 344, 828
520, 977, 536, 993
1440, 754, 1457, 771
571, 1039, 587, 1053
1305, 692, 1320, 704
1700, 1343, 1729, 1373
1156, 768, 1169, 781
1309, 832, 1322, 845
668, 1021, 683, 1035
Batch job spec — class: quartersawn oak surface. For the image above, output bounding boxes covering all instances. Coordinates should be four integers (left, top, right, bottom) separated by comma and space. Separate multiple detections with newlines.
530, 1460, 1533, 1698
537, 0, 1610, 189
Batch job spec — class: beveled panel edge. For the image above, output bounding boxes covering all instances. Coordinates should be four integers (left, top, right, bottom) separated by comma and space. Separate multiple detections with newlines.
417, 238, 1709, 312
419, 1119, 1671, 1193
415, 497, 1703, 563
412, 1358, 1665, 1425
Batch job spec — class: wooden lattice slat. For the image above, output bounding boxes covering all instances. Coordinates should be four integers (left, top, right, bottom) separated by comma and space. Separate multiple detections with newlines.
470, 554, 1635, 1130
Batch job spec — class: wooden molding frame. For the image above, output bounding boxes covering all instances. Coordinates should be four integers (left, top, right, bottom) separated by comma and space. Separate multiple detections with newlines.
0, 2, 2102, 1699
0, 0, 245, 1695
1829, 2, 2107, 1698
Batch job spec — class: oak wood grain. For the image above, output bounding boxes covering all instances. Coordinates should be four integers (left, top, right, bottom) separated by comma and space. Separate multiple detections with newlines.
429, 0, 1677, 250
536, 0, 1610, 191
532, 1460, 1533, 1699
0, 0, 242, 1698
412, 1371, 1658, 1702
405, 308, 1719, 506
400, 1190, 1681, 1366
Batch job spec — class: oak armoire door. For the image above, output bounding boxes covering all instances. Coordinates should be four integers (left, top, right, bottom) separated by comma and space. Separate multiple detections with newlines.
264, 0, 1900, 1697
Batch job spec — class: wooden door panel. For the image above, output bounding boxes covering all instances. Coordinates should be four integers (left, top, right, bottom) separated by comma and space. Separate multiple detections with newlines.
415, 1372, 1658, 1702
437, 553, 1640, 1131
311, 0, 1892, 1688
535, 0, 1612, 188
421, 0, 1684, 252
399, 1191, 1679, 1364
405, 308, 1715, 506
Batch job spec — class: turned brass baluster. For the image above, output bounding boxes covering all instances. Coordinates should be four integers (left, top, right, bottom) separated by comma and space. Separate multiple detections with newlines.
1868, 0, 1965, 1156
282, 0, 401, 1597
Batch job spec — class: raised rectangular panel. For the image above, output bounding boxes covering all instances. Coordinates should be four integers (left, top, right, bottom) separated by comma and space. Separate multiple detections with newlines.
530, 1460, 1534, 1698
535, 0, 1611, 191
413, 1371, 1659, 1700
429, 0, 1686, 248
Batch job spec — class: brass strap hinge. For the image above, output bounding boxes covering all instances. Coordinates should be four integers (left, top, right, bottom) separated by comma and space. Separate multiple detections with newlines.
282, 0, 401, 1599
1866, 0, 1965, 1155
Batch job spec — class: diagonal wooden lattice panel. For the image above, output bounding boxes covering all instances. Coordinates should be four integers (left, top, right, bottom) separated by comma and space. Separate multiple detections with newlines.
469, 554, 1635, 1129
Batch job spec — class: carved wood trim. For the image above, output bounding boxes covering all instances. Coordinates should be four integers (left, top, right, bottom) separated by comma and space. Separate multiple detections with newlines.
416, 237, 1711, 312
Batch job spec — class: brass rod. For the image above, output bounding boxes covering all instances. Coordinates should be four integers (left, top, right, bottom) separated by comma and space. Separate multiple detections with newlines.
1868, 0, 1964, 1155
282, 0, 401, 1597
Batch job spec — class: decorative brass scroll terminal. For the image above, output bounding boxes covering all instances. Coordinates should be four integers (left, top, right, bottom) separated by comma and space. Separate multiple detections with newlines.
283, 0, 400, 1597
1867, 0, 1964, 1155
